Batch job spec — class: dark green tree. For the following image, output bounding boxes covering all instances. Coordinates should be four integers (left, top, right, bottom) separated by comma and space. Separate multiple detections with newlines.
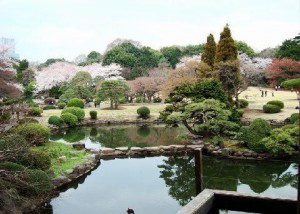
235, 40, 256, 57
215, 24, 238, 63
16, 59, 29, 82
276, 35, 300, 60
181, 44, 203, 56
87, 51, 101, 60
201, 34, 216, 67
160, 46, 182, 68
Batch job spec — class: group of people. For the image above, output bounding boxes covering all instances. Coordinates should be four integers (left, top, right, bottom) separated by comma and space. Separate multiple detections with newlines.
259, 88, 275, 97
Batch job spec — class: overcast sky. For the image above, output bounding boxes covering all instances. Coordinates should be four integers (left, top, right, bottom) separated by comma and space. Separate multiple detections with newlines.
0, 0, 299, 62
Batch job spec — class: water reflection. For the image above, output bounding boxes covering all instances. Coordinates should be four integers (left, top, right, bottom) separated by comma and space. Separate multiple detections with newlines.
50, 125, 188, 148
158, 156, 297, 205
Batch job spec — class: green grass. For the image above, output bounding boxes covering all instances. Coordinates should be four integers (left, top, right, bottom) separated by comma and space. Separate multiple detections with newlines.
34, 142, 89, 177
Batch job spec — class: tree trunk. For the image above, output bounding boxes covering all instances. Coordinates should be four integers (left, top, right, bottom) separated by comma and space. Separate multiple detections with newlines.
110, 100, 113, 109
235, 93, 240, 108
182, 120, 199, 135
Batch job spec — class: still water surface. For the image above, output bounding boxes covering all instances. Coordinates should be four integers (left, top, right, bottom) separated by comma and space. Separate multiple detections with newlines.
44, 125, 297, 214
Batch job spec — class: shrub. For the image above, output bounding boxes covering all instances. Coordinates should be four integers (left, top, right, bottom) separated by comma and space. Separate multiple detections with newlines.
43, 105, 56, 110
67, 98, 84, 108
61, 113, 78, 127
0, 111, 11, 122
238, 118, 272, 152
267, 100, 284, 109
62, 107, 85, 120
21, 150, 51, 170
119, 97, 127, 104
135, 96, 143, 103
15, 123, 50, 146
57, 102, 66, 109
153, 97, 162, 103
261, 128, 297, 157
0, 134, 29, 161
137, 106, 150, 119
238, 99, 249, 108
48, 115, 64, 127
44, 97, 56, 105
0, 162, 25, 171
30, 107, 43, 116
24, 169, 52, 195
236, 109, 244, 117
263, 104, 281, 113
289, 113, 299, 124
89, 110, 97, 120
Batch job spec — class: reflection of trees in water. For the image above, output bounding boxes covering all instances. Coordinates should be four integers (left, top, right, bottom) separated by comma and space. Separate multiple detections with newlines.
62, 128, 86, 142
158, 156, 297, 206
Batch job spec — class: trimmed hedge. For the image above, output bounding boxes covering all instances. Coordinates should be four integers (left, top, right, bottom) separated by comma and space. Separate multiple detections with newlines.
89, 110, 97, 120
267, 100, 284, 109
43, 105, 56, 110
15, 123, 50, 146
62, 107, 85, 120
48, 115, 64, 127
263, 104, 281, 113
67, 98, 84, 108
61, 113, 78, 127
57, 102, 66, 109
153, 97, 162, 103
290, 113, 299, 124
137, 106, 150, 119
31, 107, 43, 116
238, 99, 249, 108
44, 97, 56, 105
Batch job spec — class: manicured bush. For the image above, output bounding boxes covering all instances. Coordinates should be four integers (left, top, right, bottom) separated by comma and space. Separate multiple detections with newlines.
119, 97, 127, 104
153, 97, 162, 103
62, 107, 85, 120
261, 128, 297, 157
61, 113, 78, 127
30, 107, 43, 116
67, 98, 84, 108
238, 118, 272, 152
15, 123, 50, 146
57, 102, 66, 109
43, 105, 56, 110
0, 111, 11, 122
21, 150, 51, 170
44, 97, 56, 105
267, 100, 284, 109
238, 99, 249, 108
89, 110, 97, 120
236, 109, 244, 117
263, 104, 281, 113
24, 169, 52, 195
48, 115, 64, 127
135, 96, 143, 103
289, 113, 299, 124
137, 106, 150, 119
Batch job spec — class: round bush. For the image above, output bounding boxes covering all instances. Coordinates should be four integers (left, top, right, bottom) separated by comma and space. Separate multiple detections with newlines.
57, 102, 66, 109
267, 100, 284, 109
238, 118, 272, 152
62, 107, 85, 120
48, 115, 64, 127
89, 110, 97, 120
61, 113, 78, 127
15, 123, 50, 146
263, 104, 281, 113
153, 97, 162, 103
236, 109, 245, 117
239, 99, 249, 108
289, 113, 299, 124
44, 97, 56, 105
21, 150, 51, 170
30, 107, 43, 116
67, 98, 84, 108
135, 96, 142, 103
43, 105, 56, 110
137, 106, 150, 119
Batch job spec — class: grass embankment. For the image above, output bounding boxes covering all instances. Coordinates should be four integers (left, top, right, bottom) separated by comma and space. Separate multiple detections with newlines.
34, 142, 89, 177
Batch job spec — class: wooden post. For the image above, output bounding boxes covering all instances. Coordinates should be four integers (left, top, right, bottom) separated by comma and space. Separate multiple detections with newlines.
195, 148, 203, 195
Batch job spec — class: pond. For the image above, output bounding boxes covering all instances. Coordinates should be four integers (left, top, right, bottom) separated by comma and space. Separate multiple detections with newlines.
50, 124, 190, 149
43, 125, 297, 214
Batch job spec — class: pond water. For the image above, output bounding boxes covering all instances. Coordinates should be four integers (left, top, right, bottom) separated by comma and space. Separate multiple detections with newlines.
50, 124, 189, 149
43, 125, 297, 214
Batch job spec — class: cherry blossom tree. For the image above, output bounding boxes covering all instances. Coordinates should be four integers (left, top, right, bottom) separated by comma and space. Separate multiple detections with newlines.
35, 62, 123, 92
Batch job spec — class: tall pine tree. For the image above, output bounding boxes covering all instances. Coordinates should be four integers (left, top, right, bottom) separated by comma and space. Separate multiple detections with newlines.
215, 24, 238, 63
201, 34, 216, 68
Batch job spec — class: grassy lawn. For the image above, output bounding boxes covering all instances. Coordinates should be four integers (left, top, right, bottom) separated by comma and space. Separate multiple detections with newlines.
34, 142, 89, 177
239, 86, 299, 121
